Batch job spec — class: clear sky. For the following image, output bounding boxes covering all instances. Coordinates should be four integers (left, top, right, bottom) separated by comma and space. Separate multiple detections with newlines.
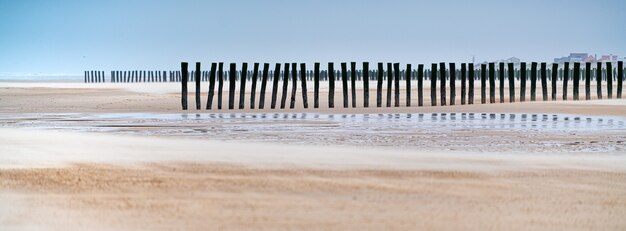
0, 0, 624, 75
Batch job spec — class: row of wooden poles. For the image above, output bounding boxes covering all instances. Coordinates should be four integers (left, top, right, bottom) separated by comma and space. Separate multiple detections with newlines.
179, 61, 624, 110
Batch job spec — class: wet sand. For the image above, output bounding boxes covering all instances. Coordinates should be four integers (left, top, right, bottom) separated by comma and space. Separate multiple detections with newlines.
1, 82, 626, 230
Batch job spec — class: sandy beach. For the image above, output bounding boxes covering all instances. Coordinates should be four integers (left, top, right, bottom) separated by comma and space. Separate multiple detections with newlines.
1, 81, 626, 230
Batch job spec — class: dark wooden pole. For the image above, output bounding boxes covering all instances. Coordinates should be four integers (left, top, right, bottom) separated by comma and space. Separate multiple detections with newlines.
341, 62, 349, 108
394, 63, 400, 107
468, 63, 475, 104
406, 64, 412, 107
573, 62, 581, 100
439, 62, 447, 106
328, 62, 335, 108
431, 63, 437, 106
530, 62, 537, 101
181, 62, 188, 110
481, 63, 487, 104
206, 63, 217, 109
519, 62, 527, 102
279, 63, 290, 109
377, 62, 383, 107
563, 62, 570, 100
217, 62, 224, 110
488, 62, 495, 103
540, 62, 547, 101
508, 63, 515, 102
596, 62, 602, 100
257, 63, 270, 109
449, 63, 455, 105
239, 63, 248, 109
250, 63, 259, 109
618, 61, 623, 99
228, 63, 236, 110
607, 62, 613, 99
289, 62, 298, 109
195, 62, 201, 110
417, 64, 424, 106
270, 63, 281, 109
461, 63, 466, 105
585, 62, 591, 100
499, 63, 504, 103
363, 62, 370, 108
351, 62, 357, 108
551, 63, 558, 101
314, 62, 320, 108
300, 63, 308, 108
386, 63, 393, 107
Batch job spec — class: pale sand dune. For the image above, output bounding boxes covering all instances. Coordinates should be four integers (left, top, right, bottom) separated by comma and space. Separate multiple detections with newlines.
1, 83, 626, 230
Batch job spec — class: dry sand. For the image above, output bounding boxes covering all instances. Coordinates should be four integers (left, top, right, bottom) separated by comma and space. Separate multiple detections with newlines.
1, 82, 626, 230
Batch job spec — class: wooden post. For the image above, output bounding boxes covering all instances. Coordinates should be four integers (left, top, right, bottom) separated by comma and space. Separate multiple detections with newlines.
300, 63, 308, 108
406, 64, 412, 107
607, 62, 613, 99
551, 63, 558, 101
461, 63, 466, 105
351, 62, 357, 108
508, 63, 515, 102
596, 62, 602, 99
314, 63, 320, 108
394, 63, 400, 107
481, 63, 487, 104
439, 62, 446, 106
499, 63, 504, 103
341, 62, 349, 108
363, 62, 370, 108
377, 62, 383, 107
417, 64, 424, 106
270, 63, 281, 109
328, 62, 335, 108
431, 63, 438, 106
386, 63, 393, 107
181, 62, 188, 110
519, 62, 527, 102
488, 63, 495, 104
279, 63, 290, 109
574, 62, 581, 100
618, 61, 623, 99
585, 62, 591, 100
239, 63, 248, 109
228, 63, 236, 110
195, 62, 201, 110
250, 63, 260, 109
289, 62, 298, 109
218, 62, 224, 110
563, 62, 569, 100
540, 62, 547, 101
530, 62, 537, 101
468, 63, 475, 104
206, 63, 217, 109
449, 63, 455, 105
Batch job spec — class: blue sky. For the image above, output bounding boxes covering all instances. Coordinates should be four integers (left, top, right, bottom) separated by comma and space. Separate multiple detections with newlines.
0, 0, 624, 75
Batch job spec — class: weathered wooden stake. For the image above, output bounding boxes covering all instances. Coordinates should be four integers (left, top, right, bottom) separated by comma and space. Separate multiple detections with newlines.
431, 63, 438, 106
386, 63, 393, 107
618, 61, 623, 99
377, 63, 383, 107
217, 63, 224, 110
607, 62, 613, 99
250, 63, 260, 109
439, 62, 447, 106
468, 63, 475, 104
596, 62, 602, 99
461, 63, 467, 105
585, 62, 591, 100
195, 62, 201, 110
328, 62, 335, 108
206, 63, 217, 109
270, 63, 281, 109
508, 63, 515, 102
394, 63, 400, 107
530, 62, 537, 101
363, 62, 370, 108
406, 64, 412, 107
481, 63, 487, 104
300, 63, 308, 108
563, 62, 569, 100
417, 64, 424, 106
540, 62, 547, 101
550, 63, 557, 101
573, 62, 581, 100
499, 63, 504, 103
314, 63, 320, 108
289, 63, 298, 109
341, 63, 349, 108
449, 63, 456, 105
228, 63, 236, 110
239, 63, 248, 109
489, 63, 496, 103
181, 62, 188, 110
351, 62, 357, 108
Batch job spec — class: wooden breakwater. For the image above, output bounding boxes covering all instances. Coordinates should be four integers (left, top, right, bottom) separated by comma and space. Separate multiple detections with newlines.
174, 61, 624, 110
